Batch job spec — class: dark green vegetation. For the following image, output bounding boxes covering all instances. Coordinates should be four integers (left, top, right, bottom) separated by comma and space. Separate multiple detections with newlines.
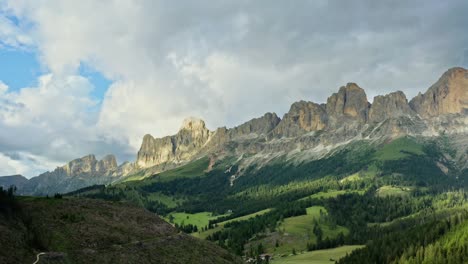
0, 188, 241, 264
70, 136, 468, 263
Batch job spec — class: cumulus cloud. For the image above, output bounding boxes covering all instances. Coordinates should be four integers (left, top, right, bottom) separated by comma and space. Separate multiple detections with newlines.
0, 75, 131, 176
0, 0, 467, 176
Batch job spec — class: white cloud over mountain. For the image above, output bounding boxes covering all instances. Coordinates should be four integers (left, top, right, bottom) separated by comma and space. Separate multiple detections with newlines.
0, 0, 467, 177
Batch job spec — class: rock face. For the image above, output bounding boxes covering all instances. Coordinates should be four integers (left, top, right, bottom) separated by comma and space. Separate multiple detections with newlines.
229, 113, 280, 139
62, 154, 117, 176
369, 91, 415, 123
273, 101, 327, 137
137, 118, 212, 168
326, 83, 370, 125
410, 67, 468, 118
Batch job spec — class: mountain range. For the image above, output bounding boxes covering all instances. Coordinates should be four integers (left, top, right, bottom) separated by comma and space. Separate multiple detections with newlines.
2, 67, 467, 195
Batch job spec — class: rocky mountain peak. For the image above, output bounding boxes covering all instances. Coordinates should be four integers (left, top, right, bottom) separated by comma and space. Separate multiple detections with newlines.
180, 117, 207, 131
177, 117, 211, 141
273, 101, 327, 137
369, 91, 414, 122
137, 118, 213, 169
62, 154, 96, 176
326, 83, 370, 124
229, 112, 281, 138
409, 67, 468, 118
97, 154, 118, 173
61, 154, 117, 176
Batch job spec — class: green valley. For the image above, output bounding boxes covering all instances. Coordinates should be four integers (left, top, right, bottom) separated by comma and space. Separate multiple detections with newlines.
67, 135, 468, 263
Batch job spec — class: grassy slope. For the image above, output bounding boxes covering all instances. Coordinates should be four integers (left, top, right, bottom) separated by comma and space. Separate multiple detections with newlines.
376, 185, 412, 197
299, 190, 365, 201
271, 245, 364, 264
155, 156, 210, 181
193, 208, 272, 239
279, 206, 348, 245
166, 211, 229, 228
146, 192, 184, 208
248, 206, 349, 255
125, 156, 210, 184
0, 197, 241, 264
374, 137, 424, 161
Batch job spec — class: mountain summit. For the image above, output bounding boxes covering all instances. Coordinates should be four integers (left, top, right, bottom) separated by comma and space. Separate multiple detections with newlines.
410, 67, 468, 117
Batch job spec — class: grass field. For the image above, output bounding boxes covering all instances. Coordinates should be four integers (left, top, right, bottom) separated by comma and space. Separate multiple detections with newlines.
146, 192, 184, 208
376, 185, 412, 197
299, 190, 364, 201
221, 208, 272, 224
375, 137, 424, 161
166, 211, 229, 228
154, 157, 210, 181
279, 206, 348, 240
193, 208, 272, 239
271, 245, 364, 264
247, 206, 349, 255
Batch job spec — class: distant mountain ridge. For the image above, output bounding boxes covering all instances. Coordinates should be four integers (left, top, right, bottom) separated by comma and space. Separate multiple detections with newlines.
0, 154, 126, 195
2, 67, 467, 195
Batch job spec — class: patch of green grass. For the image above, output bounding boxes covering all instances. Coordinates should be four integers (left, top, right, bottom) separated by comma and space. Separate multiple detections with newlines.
147, 192, 184, 208
221, 209, 272, 224
280, 207, 347, 238
123, 156, 211, 184
299, 190, 365, 201
376, 185, 412, 197
250, 206, 349, 255
339, 173, 361, 183
121, 173, 147, 182
193, 209, 272, 239
166, 211, 228, 229
151, 157, 210, 182
271, 245, 364, 264
375, 137, 424, 161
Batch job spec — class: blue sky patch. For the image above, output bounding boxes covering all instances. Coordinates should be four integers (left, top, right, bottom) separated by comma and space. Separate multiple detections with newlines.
0, 49, 42, 91
79, 63, 112, 101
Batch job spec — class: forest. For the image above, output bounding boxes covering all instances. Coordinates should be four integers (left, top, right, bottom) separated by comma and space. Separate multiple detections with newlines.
68, 137, 468, 263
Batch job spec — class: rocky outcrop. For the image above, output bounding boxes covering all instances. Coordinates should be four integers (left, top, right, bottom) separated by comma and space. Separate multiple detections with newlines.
62, 154, 117, 176
136, 117, 212, 168
369, 91, 415, 123
5, 154, 122, 196
272, 101, 327, 137
326, 83, 370, 125
410, 67, 468, 118
229, 113, 280, 139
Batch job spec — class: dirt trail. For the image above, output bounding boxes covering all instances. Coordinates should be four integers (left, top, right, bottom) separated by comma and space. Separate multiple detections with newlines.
33, 252, 45, 264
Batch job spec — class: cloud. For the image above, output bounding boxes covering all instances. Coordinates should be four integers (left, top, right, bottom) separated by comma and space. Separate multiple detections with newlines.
0, 74, 132, 177
0, 12, 33, 49
0, 81, 8, 94
0, 151, 62, 177
0, 0, 467, 176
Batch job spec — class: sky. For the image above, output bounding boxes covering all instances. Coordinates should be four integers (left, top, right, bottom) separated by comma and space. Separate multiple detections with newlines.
0, 0, 467, 177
